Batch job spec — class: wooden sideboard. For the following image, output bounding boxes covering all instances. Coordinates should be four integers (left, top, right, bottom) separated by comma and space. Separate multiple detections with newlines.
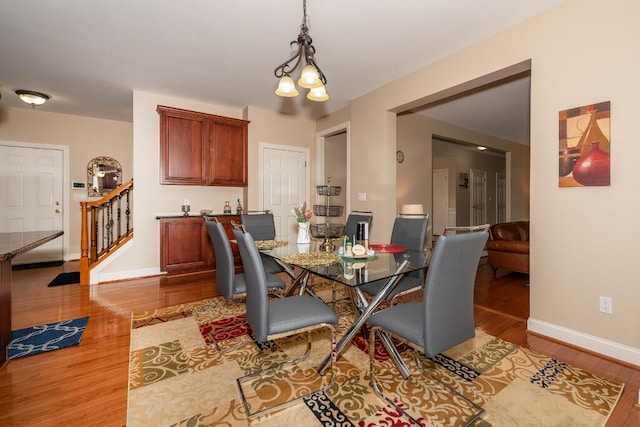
158, 215, 241, 276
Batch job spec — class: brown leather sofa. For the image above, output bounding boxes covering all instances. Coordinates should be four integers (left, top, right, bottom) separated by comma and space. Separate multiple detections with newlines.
486, 221, 529, 275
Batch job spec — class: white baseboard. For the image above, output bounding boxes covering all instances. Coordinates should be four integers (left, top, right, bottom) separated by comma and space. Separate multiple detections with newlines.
97, 267, 164, 284
86, 239, 162, 284
528, 317, 640, 367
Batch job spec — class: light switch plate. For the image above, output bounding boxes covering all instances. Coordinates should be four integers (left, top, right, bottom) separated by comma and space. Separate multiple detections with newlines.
357, 193, 367, 201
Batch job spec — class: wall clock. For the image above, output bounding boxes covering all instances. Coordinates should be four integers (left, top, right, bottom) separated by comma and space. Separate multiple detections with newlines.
396, 150, 405, 163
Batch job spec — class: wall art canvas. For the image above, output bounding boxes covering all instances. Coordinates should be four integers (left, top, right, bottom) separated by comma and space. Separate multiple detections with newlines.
558, 101, 610, 187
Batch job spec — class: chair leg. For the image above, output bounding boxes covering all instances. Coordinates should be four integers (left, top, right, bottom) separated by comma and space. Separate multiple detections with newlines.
237, 325, 336, 420
207, 320, 250, 353
413, 353, 485, 427
369, 327, 484, 427
369, 327, 424, 426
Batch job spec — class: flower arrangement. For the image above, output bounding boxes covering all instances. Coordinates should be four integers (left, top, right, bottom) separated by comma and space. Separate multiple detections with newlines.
291, 202, 313, 223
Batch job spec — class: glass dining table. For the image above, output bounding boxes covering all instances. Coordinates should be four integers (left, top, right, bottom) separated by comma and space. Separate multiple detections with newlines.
257, 240, 430, 378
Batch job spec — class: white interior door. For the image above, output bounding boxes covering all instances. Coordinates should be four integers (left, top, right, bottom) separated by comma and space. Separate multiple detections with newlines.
261, 145, 308, 242
0, 144, 64, 264
432, 168, 449, 235
470, 169, 487, 226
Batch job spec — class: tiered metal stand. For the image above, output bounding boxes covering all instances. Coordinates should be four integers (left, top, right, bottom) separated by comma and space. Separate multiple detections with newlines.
311, 178, 344, 252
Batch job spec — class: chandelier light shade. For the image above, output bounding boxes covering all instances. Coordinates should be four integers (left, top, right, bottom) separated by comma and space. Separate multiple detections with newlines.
274, 0, 329, 102
15, 89, 50, 106
307, 85, 329, 102
275, 76, 299, 97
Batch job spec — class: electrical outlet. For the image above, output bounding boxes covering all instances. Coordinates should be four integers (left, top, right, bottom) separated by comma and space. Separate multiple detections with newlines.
599, 296, 613, 314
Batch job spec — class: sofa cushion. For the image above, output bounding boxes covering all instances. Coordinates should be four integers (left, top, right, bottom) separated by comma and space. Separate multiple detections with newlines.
485, 240, 529, 254
491, 221, 529, 242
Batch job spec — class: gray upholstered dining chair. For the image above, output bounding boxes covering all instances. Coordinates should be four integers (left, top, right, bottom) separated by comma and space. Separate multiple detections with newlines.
443, 224, 490, 236
205, 218, 287, 350
240, 211, 288, 276
366, 229, 489, 426
240, 211, 277, 240
390, 214, 429, 251
358, 214, 430, 303
324, 211, 374, 303
205, 217, 286, 299
344, 210, 373, 242
232, 225, 338, 420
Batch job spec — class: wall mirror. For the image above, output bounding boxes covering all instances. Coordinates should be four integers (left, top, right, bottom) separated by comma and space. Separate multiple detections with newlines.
87, 156, 122, 197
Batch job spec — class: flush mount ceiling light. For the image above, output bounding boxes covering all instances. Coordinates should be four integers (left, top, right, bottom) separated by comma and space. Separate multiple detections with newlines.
14, 89, 50, 107
477, 146, 487, 151
274, 0, 329, 102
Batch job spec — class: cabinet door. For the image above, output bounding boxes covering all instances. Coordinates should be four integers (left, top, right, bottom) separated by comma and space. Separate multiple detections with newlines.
158, 106, 209, 185
160, 217, 213, 275
208, 117, 248, 186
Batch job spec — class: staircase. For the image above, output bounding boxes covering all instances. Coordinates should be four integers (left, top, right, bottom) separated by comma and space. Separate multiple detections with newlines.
79, 178, 134, 285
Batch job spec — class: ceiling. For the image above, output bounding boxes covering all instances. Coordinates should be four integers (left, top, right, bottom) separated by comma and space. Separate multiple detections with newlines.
0, 1, 559, 144
415, 75, 531, 145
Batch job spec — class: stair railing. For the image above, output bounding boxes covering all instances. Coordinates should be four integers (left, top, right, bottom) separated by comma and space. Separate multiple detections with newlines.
80, 178, 134, 285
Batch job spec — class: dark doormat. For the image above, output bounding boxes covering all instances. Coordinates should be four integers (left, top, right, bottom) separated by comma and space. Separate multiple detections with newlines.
12, 260, 64, 271
48, 271, 80, 287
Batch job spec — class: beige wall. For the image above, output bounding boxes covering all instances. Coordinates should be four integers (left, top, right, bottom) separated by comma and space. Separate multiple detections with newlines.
0, 106, 132, 258
243, 106, 317, 211
324, 132, 347, 224
101, 95, 317, 281
394, 113, 528, 235
318, 0, 640, 364
433, 139, 507, 227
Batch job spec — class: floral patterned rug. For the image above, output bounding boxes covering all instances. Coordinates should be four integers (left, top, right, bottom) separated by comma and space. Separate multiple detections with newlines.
127, 285, 623, 426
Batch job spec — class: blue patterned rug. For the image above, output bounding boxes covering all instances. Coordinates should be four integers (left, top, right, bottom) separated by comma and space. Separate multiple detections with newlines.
8, 317, 89, 360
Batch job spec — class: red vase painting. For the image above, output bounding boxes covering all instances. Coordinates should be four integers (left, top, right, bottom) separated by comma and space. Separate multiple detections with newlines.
558, 101, 611, 187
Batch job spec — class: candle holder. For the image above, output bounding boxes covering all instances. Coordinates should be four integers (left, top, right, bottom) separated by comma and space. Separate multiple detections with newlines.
182, 204, 190, 216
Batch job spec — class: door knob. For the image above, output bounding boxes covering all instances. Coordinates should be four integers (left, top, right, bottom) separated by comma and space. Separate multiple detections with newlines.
55, 201, 61, 205
55, 209, 61, 213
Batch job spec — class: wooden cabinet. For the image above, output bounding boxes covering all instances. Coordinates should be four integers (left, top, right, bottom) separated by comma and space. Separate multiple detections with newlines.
159, 215, 241, 276
158, 105, 249, 186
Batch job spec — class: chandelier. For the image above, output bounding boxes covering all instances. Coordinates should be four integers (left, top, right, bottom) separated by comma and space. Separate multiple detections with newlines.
274, 0, 329, 102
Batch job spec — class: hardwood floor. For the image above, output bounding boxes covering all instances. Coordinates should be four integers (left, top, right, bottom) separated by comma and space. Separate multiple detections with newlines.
1, 260, 638, 426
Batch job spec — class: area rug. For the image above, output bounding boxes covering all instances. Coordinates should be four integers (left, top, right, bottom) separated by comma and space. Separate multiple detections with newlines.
8, 316, 89, 360
47, 271, 80, 287
127, 287, 623, 426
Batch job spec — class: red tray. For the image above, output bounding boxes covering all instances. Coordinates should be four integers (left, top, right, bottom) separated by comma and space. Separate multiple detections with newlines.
368, 243, 407, 253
